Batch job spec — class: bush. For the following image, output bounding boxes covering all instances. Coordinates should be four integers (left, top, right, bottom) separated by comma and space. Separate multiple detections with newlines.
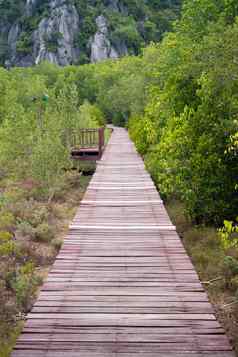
51, 238, 63, 250
10, 262, 39, 311
16, 32, 33, 55
219, 220, 238, 249
0, 234, 16, 257
34, 223, 54, 242
29, 206, 50, 227
222, 256, 238, 290
16, 221, 36, 240
0, 212, 15, 232
129, 7, 238, 225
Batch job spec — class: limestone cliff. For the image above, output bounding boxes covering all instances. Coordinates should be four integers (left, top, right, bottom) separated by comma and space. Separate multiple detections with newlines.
0, 0, 181, 67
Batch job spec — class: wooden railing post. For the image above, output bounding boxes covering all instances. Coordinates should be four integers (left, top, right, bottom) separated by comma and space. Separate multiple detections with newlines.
98, 127, 105, 159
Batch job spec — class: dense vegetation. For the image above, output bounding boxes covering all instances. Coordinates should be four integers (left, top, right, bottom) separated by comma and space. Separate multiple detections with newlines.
74, 0, 181, 57
1, 0, 238, 355
0, 63, 104, 355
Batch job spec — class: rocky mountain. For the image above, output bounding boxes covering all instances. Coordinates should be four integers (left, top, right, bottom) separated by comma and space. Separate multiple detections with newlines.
0, 0, 181, 67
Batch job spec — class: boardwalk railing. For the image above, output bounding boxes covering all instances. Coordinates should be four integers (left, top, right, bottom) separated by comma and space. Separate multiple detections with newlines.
71, 127, 105, 161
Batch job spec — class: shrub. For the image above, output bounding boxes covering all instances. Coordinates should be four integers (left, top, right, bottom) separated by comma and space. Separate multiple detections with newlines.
16, 221, 36, 240
219, 220, 238, 250
51, 238, 63, 250
16, 32, 33, 55
0, 212, 15, 232
29, 206, 50, 227
0, 227, 17, 258
222, 256, 238, 290
34, 223, 54, 242
10, 262, 39, 311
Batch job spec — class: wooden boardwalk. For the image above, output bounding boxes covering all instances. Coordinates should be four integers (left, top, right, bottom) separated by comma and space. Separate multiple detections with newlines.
12, 128, 235, 357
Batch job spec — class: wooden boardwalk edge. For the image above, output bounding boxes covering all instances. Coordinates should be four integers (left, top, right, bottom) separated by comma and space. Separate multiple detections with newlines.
12, 127, 235, 357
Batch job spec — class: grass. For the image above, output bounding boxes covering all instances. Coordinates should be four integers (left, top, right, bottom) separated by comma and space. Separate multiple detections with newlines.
0, 322, 23, 357
166, 199, 238, 356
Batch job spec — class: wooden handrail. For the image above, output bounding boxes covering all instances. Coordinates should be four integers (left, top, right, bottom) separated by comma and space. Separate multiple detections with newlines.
71, 127, 105, 161
73, 128, 104, 148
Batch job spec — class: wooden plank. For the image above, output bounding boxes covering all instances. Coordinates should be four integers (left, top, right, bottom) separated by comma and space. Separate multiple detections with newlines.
81, 200, 163, 206
69, 225, 176, 230
11, 127, 235, 357
12, 353, 236, 357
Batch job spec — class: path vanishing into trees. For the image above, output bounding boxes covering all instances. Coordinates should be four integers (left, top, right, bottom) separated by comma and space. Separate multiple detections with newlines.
12, 127, 235, 356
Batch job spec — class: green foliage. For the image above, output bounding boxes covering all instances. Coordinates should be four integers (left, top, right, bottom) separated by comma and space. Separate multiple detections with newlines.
129, 115, 156, 155
108, 13, 142, 54
0, 61, 100, 348
222, 256, 238, 290
17, 221, 36, 240
0, 237, 16, 257
0, 66, 102, 197
0, 0, 50, 61
128, 0, 238, 224
34, 222, 54, 242
10, 261, 39, 310
219, 220, 238, 249
0, 208, 16, 256
92, 55, 146, 124
16, 32, 33, 55
0, 0, 236, 228
0, 0, 25, 22
44, 32, 63, 53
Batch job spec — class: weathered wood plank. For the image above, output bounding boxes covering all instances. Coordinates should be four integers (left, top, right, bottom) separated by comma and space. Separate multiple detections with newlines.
11, 349, 236, 357
11, 127, 235, 357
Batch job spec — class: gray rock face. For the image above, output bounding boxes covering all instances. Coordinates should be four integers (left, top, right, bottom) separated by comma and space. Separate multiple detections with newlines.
25, 0, 39, 16
8, 23, 20, 56
107, 0, 120, 11
6, 23, 32, 67
7, 0, 80, 66
105, 0, 127, 13
90, 15, 119, 63
33, 0, 80, 65
5, 0, 129, 67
